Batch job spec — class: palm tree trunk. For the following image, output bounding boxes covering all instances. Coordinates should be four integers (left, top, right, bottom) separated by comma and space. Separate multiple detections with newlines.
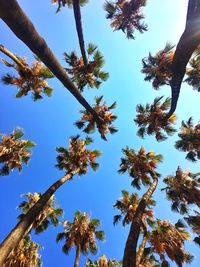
74, 245, 81, 267
72, 0, 88, 67
136, 229, 147, 266
0, 169, 79, 266
122, 176, 158, 267
0, 0, 102, 126
167, 0, 200, 118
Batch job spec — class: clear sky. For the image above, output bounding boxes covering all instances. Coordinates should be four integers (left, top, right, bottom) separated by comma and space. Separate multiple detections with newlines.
0, 0, 200, 266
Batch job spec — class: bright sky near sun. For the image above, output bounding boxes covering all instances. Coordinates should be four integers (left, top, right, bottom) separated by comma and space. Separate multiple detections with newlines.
0, 0, 200, 266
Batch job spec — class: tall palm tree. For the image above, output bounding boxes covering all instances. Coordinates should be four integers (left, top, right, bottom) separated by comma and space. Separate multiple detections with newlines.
162, 167, 200, 213
0, 136, 101, 265
3, 235, 42, 267
119, 146, 163, 189
0, 45, 54, 100
18, 193, 63, 234
85, 255, 121, 267
119, 147, 163, 267
141, 43, 174, 89
175, 117, 200, 161
0, 0, 102, 125
75, 96, 117, 140
64, 44, 109, 91
167, 0, 200, 119
134, 96, 177, 141
185, 211, 200, 246
113, 190, 155, 227
104, 0, 147, 39
149, 219, 193, 267
56, 211, 105, 267
0, 128, 35, 176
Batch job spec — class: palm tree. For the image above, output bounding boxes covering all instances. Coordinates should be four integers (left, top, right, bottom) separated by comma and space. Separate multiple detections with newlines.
52, 0, 89, 66
119, 146, 163, 189
3, 235, 42, 267
75, 96, 117, 140
85, 255, 121, 266
0, 0, 102, 125
0, 128, 35, 176
141, 43, 174, 89
185, 51, 200, 91
119, 147, 163, 267
18, 193, 63, 234
113, 190, 155, 227
185, 211, 200, 246
56, 211, 105, 267
134, 96, 177, 141
167, 0, 200, 119
0, 45, 54, 100
104, 0, 147, 39
64, 44, 109, 91
0, 136, 101, 265
175, 117, 200, 161
162, 167, 200, 213
149, 219, 193, 267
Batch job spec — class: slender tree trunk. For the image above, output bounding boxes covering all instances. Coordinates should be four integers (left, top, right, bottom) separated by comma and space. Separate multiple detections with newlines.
72, 0, 88, 67
0, 0, 102, 125
0, 169, 79, 266
167, 0, 200, 118
122, 176, 158, 267
136, 229, 147, 266
74, 245, 81, 267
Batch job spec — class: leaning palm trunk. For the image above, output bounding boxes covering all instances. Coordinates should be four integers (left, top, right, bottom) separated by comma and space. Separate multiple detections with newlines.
74, 245, 81, 267
122, 176, 158, 267
136, 229, 147, 266
0, 169, 79, 266
167, 0, 200, 118
72, 0, 88, 67
0, 0, 101, 125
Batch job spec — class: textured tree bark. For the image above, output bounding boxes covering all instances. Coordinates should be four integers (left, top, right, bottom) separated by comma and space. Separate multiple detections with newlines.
0, 0, 102, 125
135, 229, 147, 266
74, 245, 81, 267
72, 0, 88, 67
122, 177, 158, 267
0, 170, 78, 266
167, 0, 200, 118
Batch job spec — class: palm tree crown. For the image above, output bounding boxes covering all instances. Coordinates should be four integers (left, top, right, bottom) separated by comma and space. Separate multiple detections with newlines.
175, 117, 200, 161
141, 43, 174, 89
18, 193, 63, 234
104, 0, 147, 39
3, 235, 42, 267
64, 44, 109, 91
113, 190, 155, 226
185, 211, 200, 246
0, 45, 54, 100
85, 255, 121, 266
0, 128, 35, 176
52, 0, 89, 12
149, 219, 193, 267
118, 146, 163, 189
56, 211, 105, 256
56, 135, 101, 175
163, 167, 200, 214
75, 96, 117, 140
134, 96, 177, 141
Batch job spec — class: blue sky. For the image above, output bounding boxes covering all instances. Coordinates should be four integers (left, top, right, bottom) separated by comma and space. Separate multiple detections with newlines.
0, 0, 200, 266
